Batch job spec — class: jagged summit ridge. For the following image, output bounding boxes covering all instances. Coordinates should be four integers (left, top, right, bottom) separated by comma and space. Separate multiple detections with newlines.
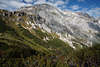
10, 4, 100, 48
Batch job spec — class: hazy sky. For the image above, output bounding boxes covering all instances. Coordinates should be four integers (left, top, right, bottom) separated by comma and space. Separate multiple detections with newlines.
0, 0, 100, 18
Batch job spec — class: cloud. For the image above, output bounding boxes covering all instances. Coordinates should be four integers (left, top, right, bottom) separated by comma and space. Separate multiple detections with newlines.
74, 8, 88, 13
47, 0, 55, 3
70, 5, 80, 10
24, 0, 33, 3
54, 0, 69, 10
0, 0, 32, 10
34, 0, 47, 4
0, 0, 68, 13
34, 0, 69, 10
55, 0, 65, 6
34, 0, 54, 6
75, 7, 100, 18
0, 0, 70, 11
0, 0, 99, 18
9, 1, 26, 8
87, 8, 100, 18
78, 0, 85, 2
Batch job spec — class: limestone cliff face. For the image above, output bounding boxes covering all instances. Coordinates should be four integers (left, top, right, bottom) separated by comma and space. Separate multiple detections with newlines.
18, 4, 100, 48
1, 4, 100, 48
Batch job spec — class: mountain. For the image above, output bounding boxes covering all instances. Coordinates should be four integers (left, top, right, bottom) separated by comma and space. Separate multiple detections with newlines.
18, 4, 100, 48
0, 4, 100, 67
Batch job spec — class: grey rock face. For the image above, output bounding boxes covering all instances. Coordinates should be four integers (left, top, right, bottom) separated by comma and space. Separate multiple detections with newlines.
18, 4, 100, 48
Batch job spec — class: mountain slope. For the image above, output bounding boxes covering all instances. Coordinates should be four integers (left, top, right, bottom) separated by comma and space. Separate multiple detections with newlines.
19, 4, 100, 48
0, 9, 74, 67
0, 4, 100, 67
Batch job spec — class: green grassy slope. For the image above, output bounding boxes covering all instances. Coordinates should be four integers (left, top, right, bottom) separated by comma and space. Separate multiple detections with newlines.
0, 9, 73, 67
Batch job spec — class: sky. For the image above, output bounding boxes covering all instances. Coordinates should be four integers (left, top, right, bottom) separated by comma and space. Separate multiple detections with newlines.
0, 0, 100, 18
